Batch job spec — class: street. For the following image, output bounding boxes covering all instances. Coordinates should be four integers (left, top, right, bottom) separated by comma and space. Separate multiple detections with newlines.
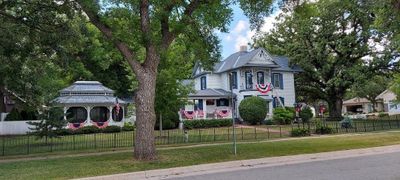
170, 152, 400, 180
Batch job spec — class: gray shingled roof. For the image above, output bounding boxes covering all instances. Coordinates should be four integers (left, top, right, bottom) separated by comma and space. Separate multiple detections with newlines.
60, 81, 114, 94
194, 48, 302, 76
52, 96, 126, 105
188, 89, 235, 98
52, 81, 128, 105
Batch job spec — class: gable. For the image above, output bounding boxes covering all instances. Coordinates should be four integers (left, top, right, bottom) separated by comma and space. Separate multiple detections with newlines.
247, 49, 275, 65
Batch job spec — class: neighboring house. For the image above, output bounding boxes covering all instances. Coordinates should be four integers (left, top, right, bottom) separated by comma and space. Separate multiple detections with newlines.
342, 89, 400, 115
52, 81, 131, 129
179, 46, 302, 122
0, 87, 27, 121
376, 89, 400, 115
342, 97, 381, 114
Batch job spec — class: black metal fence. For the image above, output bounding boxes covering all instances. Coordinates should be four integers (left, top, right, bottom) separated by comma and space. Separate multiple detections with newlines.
1, 119, 400, 157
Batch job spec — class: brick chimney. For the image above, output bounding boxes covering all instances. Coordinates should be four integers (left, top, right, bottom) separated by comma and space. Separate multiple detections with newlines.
239, 45, 247, 52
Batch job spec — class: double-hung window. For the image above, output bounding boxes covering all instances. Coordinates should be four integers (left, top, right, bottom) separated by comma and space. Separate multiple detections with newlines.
257, 71, 265, 85
245, 71, 253, 89
272, 73, 283, 89
200, 76, 207, 90
229, 72, 238, 89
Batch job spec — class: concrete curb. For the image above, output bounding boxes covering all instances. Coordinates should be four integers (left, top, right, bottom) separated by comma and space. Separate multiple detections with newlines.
77, 144, 400, 180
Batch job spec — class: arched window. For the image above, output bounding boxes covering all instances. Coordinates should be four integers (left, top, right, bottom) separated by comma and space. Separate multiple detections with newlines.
66, 107, 87, 123
90, 107, 110, 122
112, 106, 123, 122
257, 71, 264, 85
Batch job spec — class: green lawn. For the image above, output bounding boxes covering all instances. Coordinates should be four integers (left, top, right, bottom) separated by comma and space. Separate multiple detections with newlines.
1, 131, 400, 180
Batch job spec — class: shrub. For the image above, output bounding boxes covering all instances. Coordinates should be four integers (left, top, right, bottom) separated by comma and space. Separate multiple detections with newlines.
315, 126, 334, 134
273, 107, 294, 125
239, 96, 268, 125
299, 106, 313, 123
101, 125, 122, 133
54, 128, 73, 136
79, 126, 101, 134
122, 122, 135, 131
4, 108, 22, 121
340, 117, 353, 128
290, 128, 309, 137
378, 112, 389, 118
263, 119, 274, 125
183, 119, 232, 129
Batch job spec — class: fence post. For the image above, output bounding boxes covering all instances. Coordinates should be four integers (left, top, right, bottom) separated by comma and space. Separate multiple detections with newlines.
27, 136, 30, 155
254, 127, 257, 140
113, 133, 117, 148
241, 127, 244, 140
94, 133, 97, 149
73, 135, 76, 150
213, 128, 216, 142
167, 130, 170, 144
397, 120, 400, 129
2, 136, 5, 156
228, 128, 230, 141
267, 127, 270, 139
335, 122, 338, 133
50, 137, 53, 152
373, 121, 376, 131
364, 121, 367, 132
354, 122, 358, 133
389, 120, 392, 129
279, 126, 282, 138
381, 121, 384, 130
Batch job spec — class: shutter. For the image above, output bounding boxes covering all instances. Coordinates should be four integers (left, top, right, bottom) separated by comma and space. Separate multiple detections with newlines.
272, 96, 276, 108
271, 73, 275, 87
279, 73, 284, 89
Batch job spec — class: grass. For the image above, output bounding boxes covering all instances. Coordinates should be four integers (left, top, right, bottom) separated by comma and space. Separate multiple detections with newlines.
1, 131, 400, 179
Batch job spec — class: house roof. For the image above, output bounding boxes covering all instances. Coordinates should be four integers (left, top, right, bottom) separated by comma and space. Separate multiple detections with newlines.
188, 88, 234, 99
193, 48, 302, 76
343, 97, 371, 105
376, 89, 397, 102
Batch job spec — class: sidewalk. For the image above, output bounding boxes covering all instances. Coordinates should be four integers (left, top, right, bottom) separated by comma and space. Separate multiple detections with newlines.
77, 144, 400, 180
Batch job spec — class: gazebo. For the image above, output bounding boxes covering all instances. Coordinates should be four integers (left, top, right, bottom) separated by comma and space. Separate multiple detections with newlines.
52, 81, 128, 129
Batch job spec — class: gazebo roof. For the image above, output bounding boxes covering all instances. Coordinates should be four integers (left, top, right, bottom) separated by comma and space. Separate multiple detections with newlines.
60, 81, 114, 95
52, 81, 127, 105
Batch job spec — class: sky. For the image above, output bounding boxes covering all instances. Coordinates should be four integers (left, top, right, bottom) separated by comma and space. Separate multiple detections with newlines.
217, 5, 282, 59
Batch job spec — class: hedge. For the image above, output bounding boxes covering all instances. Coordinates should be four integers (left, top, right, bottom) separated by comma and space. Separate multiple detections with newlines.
183, 119, 232, 129
238, 96, 268, 125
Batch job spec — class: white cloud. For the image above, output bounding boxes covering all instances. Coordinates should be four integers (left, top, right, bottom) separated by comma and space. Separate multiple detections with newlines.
232, 20, 248, 34
260, 9, 282, 33
234, 35, 249, 51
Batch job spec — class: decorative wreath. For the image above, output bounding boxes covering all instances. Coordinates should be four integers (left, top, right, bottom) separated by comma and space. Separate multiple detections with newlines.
92, 121, 109, 128
68, 122, 85, 130
183, 110, 195, 119
216, 109, 230, 118
256, 83, 272, 94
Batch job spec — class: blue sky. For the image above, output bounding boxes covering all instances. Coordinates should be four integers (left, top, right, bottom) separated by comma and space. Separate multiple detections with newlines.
218, 5, 282, 59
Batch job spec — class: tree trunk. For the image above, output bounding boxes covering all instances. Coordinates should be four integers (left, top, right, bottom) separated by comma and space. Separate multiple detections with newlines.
134, 71, 158, 160
328, 98, 343, 119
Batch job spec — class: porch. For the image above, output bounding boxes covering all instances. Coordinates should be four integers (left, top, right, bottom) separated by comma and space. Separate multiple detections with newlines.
179, 89, 235, 120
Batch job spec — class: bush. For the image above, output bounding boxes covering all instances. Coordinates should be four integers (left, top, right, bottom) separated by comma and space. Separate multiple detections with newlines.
273, 107, 294, 125
54, 128, 73, 136
183, 119, 232, 129
315, 126, 334, 134
4, 108, 22, 121
290, 128, 309, 137
101, 125, 122, 133
122, 122, 135, 131
263, 119, 274, 125
378, 112, 389, 118
299, 106, 313, 123
340, 117, 353, 128
79, 126, 101, 134
239, 96, 268, 125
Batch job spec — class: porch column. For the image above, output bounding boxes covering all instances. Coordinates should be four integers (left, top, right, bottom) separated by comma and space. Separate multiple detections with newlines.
86, 106, 91, 122
108, 106, 113, 121
63, 106, 68, 121
203, 99, 207, 119
269, 101, 273, 117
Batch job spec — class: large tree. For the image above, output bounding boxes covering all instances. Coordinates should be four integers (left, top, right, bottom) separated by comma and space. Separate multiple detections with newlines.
255, 0, 397, 118
74, 0, 277, 160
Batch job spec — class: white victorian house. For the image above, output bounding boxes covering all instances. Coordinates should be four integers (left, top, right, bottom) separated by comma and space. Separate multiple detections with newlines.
179, 46, 302, 122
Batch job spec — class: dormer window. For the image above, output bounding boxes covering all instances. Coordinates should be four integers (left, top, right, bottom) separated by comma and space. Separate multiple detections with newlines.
245, 71, 253, 89
200, 76, 207, 90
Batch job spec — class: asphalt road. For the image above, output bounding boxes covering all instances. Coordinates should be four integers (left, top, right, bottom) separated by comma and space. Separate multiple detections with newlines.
170, 152, 400, 180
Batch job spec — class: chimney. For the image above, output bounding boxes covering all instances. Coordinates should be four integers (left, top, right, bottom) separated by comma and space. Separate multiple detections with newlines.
239, 45, 247, 52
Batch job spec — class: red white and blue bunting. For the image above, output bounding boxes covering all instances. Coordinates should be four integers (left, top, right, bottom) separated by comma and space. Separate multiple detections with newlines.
256, 83, 273, 94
